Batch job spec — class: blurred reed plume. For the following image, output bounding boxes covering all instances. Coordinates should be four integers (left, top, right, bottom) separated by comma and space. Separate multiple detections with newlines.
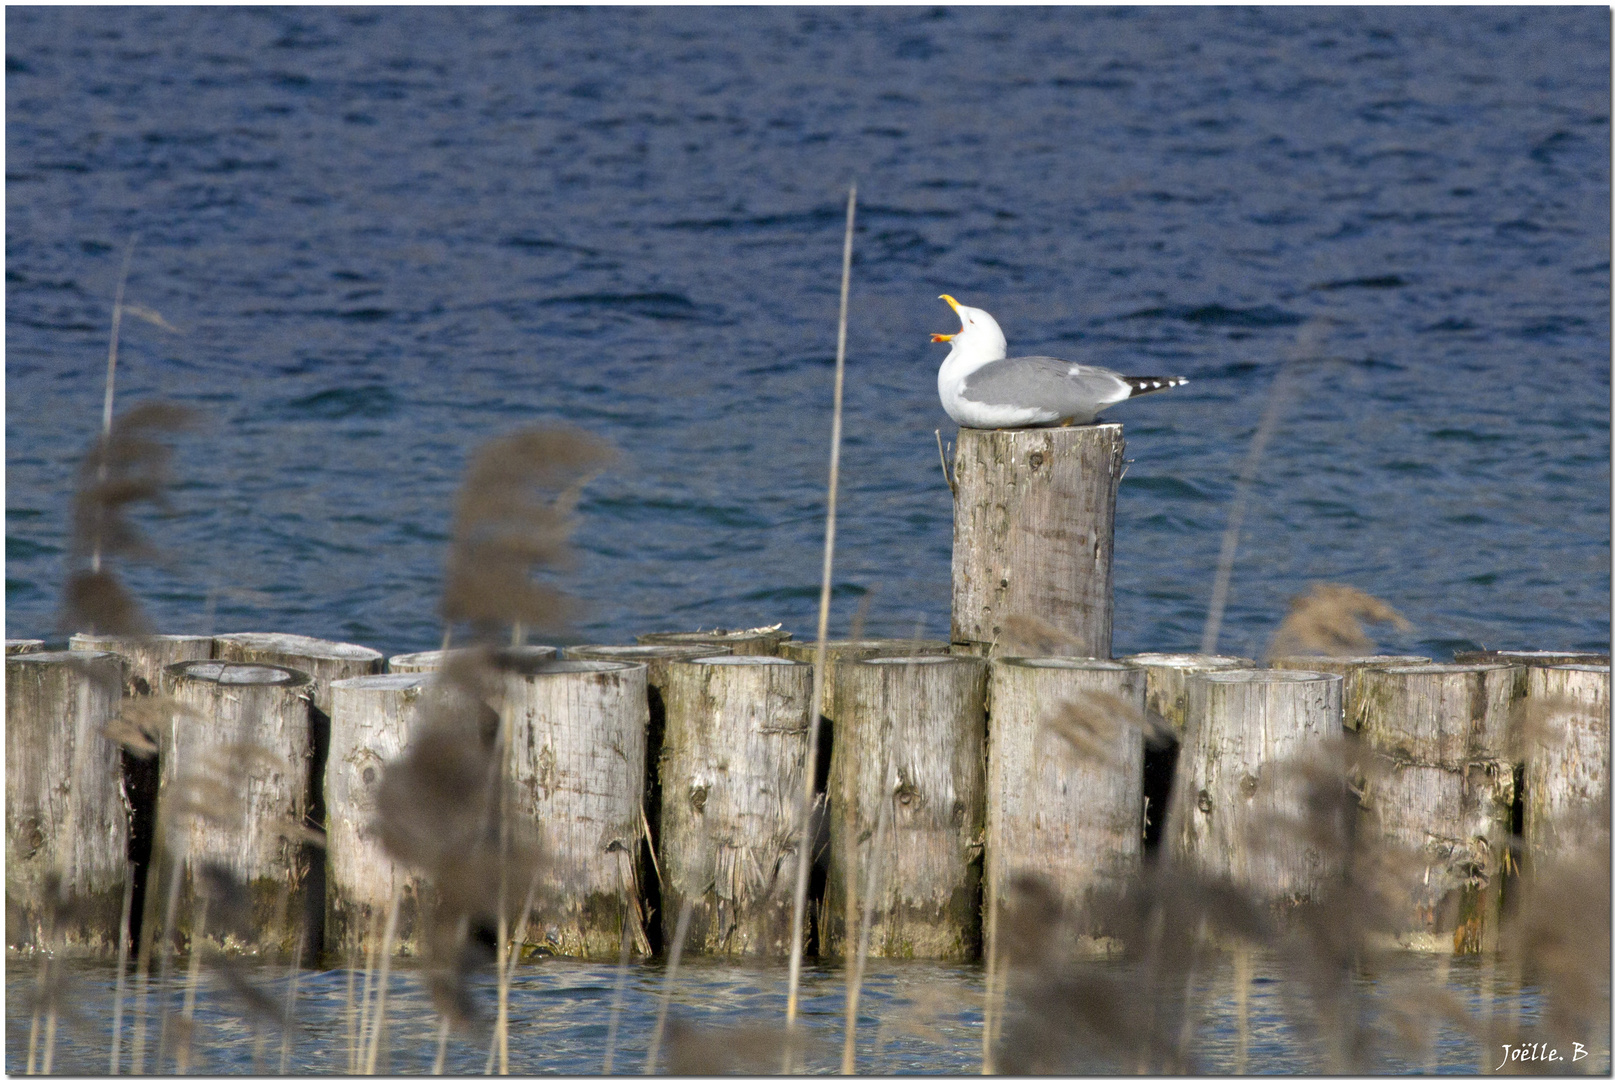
103, 695, 205, 759
665, 1018, 812, 1075
997, 612, 1089, 658
1040, 690, 1171, 769
1264, 582, 1412, 660
372, 650, 545, 1028
439, 425, 616, 640
61, 401, 198, 636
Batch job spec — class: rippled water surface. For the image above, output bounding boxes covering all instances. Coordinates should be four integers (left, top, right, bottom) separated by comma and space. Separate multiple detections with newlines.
10, 952, 1604, 1075
7, 6, 1608, 659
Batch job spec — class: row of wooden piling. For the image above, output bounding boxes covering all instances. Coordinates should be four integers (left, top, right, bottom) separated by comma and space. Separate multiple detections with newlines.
6, 628, 1607, 964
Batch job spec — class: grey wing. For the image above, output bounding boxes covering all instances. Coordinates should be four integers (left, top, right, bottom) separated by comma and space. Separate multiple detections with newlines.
959, 356, 1132, 415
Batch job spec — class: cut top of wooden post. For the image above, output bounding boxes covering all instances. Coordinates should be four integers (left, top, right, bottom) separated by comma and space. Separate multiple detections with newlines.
1454, 649, 1610, 667
213, 632, 383, 713
564, 643, 731, 685
1352, 663, 1519, 766
167, 659, 312, 688
1121, 653, 1255, 733
5, 639, 45, 655
950, 424, 1125, 657
387, 644, 558, 673
70, 633, 214, 694
777, 638, 951, 664
1267, 654, 1434, 731
637, 627, 793, 656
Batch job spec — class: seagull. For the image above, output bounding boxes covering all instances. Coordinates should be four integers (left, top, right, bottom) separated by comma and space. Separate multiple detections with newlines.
932, 295, 1187, 429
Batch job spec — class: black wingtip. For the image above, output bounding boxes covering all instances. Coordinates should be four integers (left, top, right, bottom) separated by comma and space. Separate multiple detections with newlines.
1121, 375, 1188, 398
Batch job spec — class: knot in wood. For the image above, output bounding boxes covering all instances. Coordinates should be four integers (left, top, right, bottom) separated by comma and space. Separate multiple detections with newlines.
361, 766, 376, 786
1238, 774, 1259, 799
1027, 451, 1045, 470
1196, 788, 1213, 815
689, 781, 709, 814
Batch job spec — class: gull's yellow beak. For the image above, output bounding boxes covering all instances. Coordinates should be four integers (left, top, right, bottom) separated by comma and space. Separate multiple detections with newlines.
931, 294, 962, 342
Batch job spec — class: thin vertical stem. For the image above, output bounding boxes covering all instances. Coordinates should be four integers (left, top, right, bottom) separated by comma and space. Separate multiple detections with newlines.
152, 854, 184, 1072
644, 901, 693, 1075
602, 915, 634, 1074
175, 894, 207, 1075
94, 234, 138, 574
1234, 946, 1252, 1075
345, 964, 358, 1075
981, 834, 999, 1074
841, 764, 890, 1074
784, 181, 858, 1063
363, 883, 402, 1076
278, 933, 303, 1074
110, 865, 136, 1074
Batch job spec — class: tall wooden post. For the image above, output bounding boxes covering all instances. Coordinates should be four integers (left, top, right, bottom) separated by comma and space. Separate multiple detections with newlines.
498, 656, 649, 958
1521, 663, 1610, 867
1353, 663, 1519, 952
951, 425, 1125, 657
1168, 669, 1344, 905
157, 660, 315, 954
6, 650, 129, 954
658, 656, 813, 957
987, 657, 1146, 946
824, 655, 987, 960
326, 673, 432, 957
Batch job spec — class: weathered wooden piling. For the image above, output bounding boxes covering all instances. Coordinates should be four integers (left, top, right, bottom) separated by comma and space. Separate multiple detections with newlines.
1455, 649, 1609, 668
1521, 663, 1611, 866
824, 655, 987, 959
658, 655, 813, 957
1352, 663, 1519, 952
6, 639, 45, 655
326, 673, 433, 956
70, 633, 214, 695
387, 644, 557, 674
638, 627, 793, 656
1122, 653, 1256, 733
156, 660, 315, 953
951, 425, 1125, 657
6, 650, 129, 954
496, 656, 649, 958
213, 632, 383, 710
1267, 654, 1434, 730
1168, 669, 1344, 905
988, 657, 1146, 942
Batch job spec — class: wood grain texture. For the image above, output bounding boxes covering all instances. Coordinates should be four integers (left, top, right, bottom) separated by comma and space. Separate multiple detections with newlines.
951, 425, 1125, 655
638, 627, 793, 656
387, 644, 557, 673
498, 657, 649, 958
1353, 664, 1518, 767
1267, 654, 1433, 731
326, 673, 432, 956
71, 633, 214, 695
6, 639, 46, 655
658, 656, 812, 957
6, 650, 129, 955
1522, 664, 1610, 865
1167, 669, 1344, 905
824, 655, 987, 960
988, 657, 1145, 938
1121, 653, 1255, 733
158, 660, 315, 954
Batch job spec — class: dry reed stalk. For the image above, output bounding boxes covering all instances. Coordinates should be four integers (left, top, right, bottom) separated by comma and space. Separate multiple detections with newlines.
174, 894, 208, 1075
345, 965, 358, 1074
485, 862, 543, 1076
433, 1016, 451, 1076
277, 935, 303, 1074
1234, 946, 1252, 1074
109, 866, 135, 1073
354, 916, 378, 1074
152, 852, 185, 1071
362, 883, 402, 1075
1200, 320, 1323, 655
94, 235, 137, 573
602, 916, 635, 1074
784, 181, 857, 1067
645, 901, 694, 1075
841, 762, 891, 1074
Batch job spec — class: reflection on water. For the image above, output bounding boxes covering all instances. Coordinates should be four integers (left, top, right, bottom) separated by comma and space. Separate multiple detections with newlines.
7, 952, 1605, 1074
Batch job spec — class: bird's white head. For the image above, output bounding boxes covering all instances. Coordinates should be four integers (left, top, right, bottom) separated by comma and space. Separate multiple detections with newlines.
931, 294, 1007, 361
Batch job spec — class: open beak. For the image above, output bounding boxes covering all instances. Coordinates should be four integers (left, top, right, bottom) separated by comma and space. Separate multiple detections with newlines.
931, 293, 963, 342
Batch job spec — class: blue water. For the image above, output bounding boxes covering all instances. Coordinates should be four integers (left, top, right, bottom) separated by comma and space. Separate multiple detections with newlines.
6, 6, 1608, 661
